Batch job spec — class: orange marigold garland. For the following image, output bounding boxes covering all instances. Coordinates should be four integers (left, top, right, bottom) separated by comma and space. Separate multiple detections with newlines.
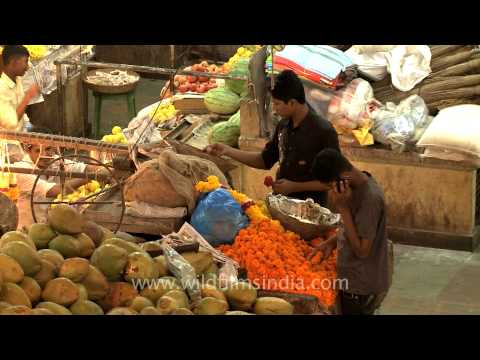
195, 176, 338, 307
219, 220, 337, 307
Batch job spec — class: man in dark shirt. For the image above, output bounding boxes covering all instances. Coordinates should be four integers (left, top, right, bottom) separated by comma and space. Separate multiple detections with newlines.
309, 148, 390, 315
205, 70, 340, 206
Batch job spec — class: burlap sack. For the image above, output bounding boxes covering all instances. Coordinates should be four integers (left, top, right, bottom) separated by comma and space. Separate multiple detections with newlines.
124, 149, 228, 214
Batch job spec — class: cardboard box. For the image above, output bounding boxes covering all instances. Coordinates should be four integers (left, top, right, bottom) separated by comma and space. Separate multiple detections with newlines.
173, 94, 208, 114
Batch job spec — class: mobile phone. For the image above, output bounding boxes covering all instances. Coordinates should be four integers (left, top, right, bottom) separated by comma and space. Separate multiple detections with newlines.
336, 179, 349, 193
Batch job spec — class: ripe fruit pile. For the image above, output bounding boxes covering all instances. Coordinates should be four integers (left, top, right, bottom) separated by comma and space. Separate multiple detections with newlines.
149, 100, 178, 125
101, 126, 127, 144
175, 62, 222, 94
0, 205, 296, 315
226, 46, 261, 70
52, 181, 106, 206
24, 45, 49, 61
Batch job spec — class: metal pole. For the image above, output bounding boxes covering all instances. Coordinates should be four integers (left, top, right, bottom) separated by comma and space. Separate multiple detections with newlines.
55, 60, 248, 81
56, 62, 65, 134
0, 130, 130, 155
7, 166, 112, 181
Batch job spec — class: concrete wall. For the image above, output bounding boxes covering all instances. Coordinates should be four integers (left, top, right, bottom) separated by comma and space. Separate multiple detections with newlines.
233, 134, 479, 251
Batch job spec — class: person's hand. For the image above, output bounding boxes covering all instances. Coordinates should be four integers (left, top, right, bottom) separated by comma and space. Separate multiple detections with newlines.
272, 179, 297, 196
308, 239, 335, 263
329, 180, 352, 211
26, 84, 40, 99
203, 143, 231, 157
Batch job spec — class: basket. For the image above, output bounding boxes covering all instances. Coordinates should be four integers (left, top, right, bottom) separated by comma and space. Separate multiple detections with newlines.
266, 194, 341, 241
84, 68, 140, 94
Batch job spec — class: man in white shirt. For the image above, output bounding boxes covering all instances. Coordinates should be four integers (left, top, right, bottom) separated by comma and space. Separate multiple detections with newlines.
0, 45, 39, 132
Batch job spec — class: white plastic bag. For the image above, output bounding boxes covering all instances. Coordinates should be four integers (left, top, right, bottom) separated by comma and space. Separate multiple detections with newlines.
327, 78, 375, 128
345, 45, 394, 81
386, 45, 432, 91
218, 261, 239, 289
346, 45, 432, 90
162, 243, 202, 308
370, 95, 430, 152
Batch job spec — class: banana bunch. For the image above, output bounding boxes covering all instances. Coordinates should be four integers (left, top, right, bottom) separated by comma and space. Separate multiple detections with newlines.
24, 45, 48, 61
150, 101, 177, 125
52, 181, 107, 207
101, 126, 127, 144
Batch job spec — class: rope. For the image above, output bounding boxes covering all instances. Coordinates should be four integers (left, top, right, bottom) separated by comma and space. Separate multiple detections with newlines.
127, 67, 180, 163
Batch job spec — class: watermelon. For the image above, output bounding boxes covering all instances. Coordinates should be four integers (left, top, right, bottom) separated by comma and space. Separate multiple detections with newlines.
226, 58, 250, 96
204, 87, 241, 115
208, 111, 241, 147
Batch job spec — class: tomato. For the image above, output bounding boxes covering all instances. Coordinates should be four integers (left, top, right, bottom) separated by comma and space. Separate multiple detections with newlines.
177, 84, 188, 93
199, 76, 209, 83
187, 75, 198, 83
197, 84, 207, 93
189, 83, 198, 92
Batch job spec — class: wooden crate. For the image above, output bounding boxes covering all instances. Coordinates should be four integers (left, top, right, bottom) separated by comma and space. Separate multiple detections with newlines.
83, 189, 183, 236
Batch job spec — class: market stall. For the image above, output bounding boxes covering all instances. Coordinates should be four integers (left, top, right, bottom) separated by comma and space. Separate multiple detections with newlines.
0, 45, 346, 315
235, 45, 480, 252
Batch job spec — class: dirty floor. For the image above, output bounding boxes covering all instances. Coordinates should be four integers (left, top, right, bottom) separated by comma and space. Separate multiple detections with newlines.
378, 244, 480, 315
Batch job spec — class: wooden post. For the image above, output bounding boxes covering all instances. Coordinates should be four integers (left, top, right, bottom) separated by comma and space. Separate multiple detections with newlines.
239, 99, 261, 139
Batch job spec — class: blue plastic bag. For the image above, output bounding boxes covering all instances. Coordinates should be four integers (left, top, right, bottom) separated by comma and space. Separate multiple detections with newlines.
191, 188, 249, 247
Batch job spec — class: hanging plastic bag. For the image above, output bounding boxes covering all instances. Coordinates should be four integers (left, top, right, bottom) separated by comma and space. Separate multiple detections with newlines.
191, 188, 249, 247
162, 243, 202, 308
370, 95, 429, 152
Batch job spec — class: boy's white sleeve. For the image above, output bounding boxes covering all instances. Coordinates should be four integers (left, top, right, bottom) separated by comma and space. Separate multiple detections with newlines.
0, 93, 19, 130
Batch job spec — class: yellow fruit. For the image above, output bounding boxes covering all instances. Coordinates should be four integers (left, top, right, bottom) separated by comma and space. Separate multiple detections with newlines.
112, 126, 122, 135
237, 47, 246, 55
101, 136, 109, 142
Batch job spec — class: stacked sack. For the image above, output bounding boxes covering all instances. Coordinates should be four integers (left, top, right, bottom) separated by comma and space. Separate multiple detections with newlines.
416, 104, 480, 165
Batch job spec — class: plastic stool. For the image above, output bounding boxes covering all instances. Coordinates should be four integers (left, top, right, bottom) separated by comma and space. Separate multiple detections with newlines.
93, 90, 137, 138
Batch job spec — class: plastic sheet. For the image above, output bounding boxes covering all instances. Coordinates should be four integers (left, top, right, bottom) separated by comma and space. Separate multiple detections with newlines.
191, 189, 249, 247
162, 243, 202, 307
370, 95, 430, 152
218, 261, 239, 289
125, 201, 187, 219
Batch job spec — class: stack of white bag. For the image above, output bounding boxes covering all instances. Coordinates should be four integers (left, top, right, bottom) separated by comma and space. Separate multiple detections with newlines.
417, 104, 480, 166
345, 45, 432, 91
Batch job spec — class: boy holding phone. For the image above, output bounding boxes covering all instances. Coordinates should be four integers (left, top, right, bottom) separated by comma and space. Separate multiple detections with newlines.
309, 148, 390, 315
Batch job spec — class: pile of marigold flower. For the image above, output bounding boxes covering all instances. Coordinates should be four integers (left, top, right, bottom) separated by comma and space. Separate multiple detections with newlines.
196, 176, 338, 307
